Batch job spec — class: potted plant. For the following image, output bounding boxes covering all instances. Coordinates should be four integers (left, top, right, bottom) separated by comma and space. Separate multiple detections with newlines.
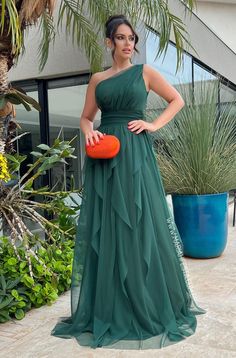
149, 79, 236, 258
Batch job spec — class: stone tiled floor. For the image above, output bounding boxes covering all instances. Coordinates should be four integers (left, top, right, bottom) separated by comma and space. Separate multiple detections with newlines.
0, 204, 235, 358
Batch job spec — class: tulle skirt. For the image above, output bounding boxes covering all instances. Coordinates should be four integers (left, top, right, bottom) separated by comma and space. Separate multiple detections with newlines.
51, 120, 206, 349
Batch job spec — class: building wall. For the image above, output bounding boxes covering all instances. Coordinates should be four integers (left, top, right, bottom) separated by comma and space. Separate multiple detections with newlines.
195, 1, 236, 53
167, 0, 236, 84
9, 19, 91, 81
9, 0, 236, 85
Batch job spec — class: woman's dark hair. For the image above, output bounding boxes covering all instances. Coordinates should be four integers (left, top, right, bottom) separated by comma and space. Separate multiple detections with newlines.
105, 15, 139, 58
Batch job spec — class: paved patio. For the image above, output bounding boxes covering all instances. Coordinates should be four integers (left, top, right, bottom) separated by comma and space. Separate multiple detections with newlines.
0, 202, 235, 358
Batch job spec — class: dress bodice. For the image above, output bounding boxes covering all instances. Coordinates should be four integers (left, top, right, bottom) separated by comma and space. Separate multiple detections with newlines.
95, 64, 149, 122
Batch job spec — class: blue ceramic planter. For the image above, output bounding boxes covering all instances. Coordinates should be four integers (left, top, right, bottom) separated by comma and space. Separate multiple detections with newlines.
171, 192, 229, 258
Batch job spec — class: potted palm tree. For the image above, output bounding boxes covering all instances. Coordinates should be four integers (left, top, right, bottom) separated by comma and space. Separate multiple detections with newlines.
149, 79, 236, 258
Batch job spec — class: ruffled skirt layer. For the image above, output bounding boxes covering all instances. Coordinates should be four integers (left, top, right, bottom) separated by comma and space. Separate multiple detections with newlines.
51, 120, 206, 349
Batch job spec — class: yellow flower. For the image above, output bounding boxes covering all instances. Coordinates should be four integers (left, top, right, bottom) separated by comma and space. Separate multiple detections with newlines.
0, 153, 11, 182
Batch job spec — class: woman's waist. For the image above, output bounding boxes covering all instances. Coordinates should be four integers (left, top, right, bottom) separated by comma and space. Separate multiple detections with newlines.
100, 110, 145, 126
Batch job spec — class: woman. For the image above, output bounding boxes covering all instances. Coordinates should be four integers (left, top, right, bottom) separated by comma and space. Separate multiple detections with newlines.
51, 14, 206, 350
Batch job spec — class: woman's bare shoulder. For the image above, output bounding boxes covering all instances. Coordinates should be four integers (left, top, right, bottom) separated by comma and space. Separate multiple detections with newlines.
143, 64, 159, 76
90, 69, 111, 86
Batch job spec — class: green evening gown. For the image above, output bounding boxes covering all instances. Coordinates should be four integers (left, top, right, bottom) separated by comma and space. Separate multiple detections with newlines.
51, 64, 206, 350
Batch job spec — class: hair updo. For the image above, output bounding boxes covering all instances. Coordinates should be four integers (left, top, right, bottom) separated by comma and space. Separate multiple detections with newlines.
105, 15, 139, 58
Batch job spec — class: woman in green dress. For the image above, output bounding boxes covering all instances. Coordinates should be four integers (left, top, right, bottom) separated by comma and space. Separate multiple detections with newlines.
51, 14, 206, 350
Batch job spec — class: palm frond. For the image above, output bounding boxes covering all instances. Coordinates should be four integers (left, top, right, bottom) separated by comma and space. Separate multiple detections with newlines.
181, 0, 196, 12
38, 11, 56, 72
137, 0, 197, 73
58, 0, 103, 73
1, 0, 196, 72
19, 0, 56, 25
85, 0, 113, 27
0, 0, 22, 56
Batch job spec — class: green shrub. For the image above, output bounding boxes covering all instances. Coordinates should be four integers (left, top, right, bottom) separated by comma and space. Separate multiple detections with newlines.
0, 236, 76, 323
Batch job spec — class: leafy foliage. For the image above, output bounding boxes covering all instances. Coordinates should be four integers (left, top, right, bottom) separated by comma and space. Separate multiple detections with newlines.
0, 235, 76, 323
0, 86, 41, 111
0, 0, 23, 57
148, 79, 236, 194
0, 136, 81, 278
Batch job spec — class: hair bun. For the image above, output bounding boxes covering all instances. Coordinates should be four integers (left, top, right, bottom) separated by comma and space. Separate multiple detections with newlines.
105, 14, 127, 29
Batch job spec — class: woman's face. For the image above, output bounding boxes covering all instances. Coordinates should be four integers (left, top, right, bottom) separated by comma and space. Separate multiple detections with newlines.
109, 24, 135, 60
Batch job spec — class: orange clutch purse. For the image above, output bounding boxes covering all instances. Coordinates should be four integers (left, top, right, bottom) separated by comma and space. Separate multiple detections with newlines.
85, 135, 120, 159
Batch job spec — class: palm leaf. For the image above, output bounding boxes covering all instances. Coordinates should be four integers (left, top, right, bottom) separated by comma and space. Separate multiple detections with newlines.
38, 11, 56, 71
3, 89, 41, 111
138, 0, 197, 73
0, 96, 7, 110
51, 0, 197, 73
0, 0, 23, 56
1, 0, 196, 73
58, 0, 103, 73
13, 89, 41, 110
19, 0, 56, 24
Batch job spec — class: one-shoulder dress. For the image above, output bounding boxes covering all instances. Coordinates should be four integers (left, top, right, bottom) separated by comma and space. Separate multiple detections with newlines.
51, 64, 206, 350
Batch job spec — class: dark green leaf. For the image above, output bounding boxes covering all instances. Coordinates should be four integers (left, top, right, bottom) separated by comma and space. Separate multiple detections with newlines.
0, 310, 11, 322
5, 94, 21, 105
6, 276, 23, 289
0, 275, 6, 293
15, 308, 25, 320
0, 296, 14, 310
0, 96, 7, 109
13, 89, 41, 111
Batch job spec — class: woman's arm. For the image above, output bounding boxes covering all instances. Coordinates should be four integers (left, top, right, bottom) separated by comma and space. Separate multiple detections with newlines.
144, 64, 185, 131
80, 74, 105, 146
128, 64, 184, 134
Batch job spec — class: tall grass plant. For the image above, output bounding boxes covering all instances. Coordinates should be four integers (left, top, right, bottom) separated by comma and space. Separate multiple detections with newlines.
149, 80, 236, 194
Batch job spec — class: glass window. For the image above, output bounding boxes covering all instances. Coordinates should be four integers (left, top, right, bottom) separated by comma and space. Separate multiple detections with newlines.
15, 91, 41, 179
146, 29, 192, 85
220, 84, 236, 108
220, 83, 236, 129
48, 84, 101, 190
194, 62, 216, 83
193, 62, 219, 106
14, 91, 43, 236
145, 29, 192, 124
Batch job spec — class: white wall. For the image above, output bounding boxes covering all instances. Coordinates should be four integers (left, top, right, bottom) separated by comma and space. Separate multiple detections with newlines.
9, 19, 91, 81
195, 1, 236, 53
167, 0, 236, 84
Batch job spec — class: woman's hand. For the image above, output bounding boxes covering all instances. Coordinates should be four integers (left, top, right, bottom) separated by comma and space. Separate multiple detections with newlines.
85, 130, 106, 146
127, 120, 157, 134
